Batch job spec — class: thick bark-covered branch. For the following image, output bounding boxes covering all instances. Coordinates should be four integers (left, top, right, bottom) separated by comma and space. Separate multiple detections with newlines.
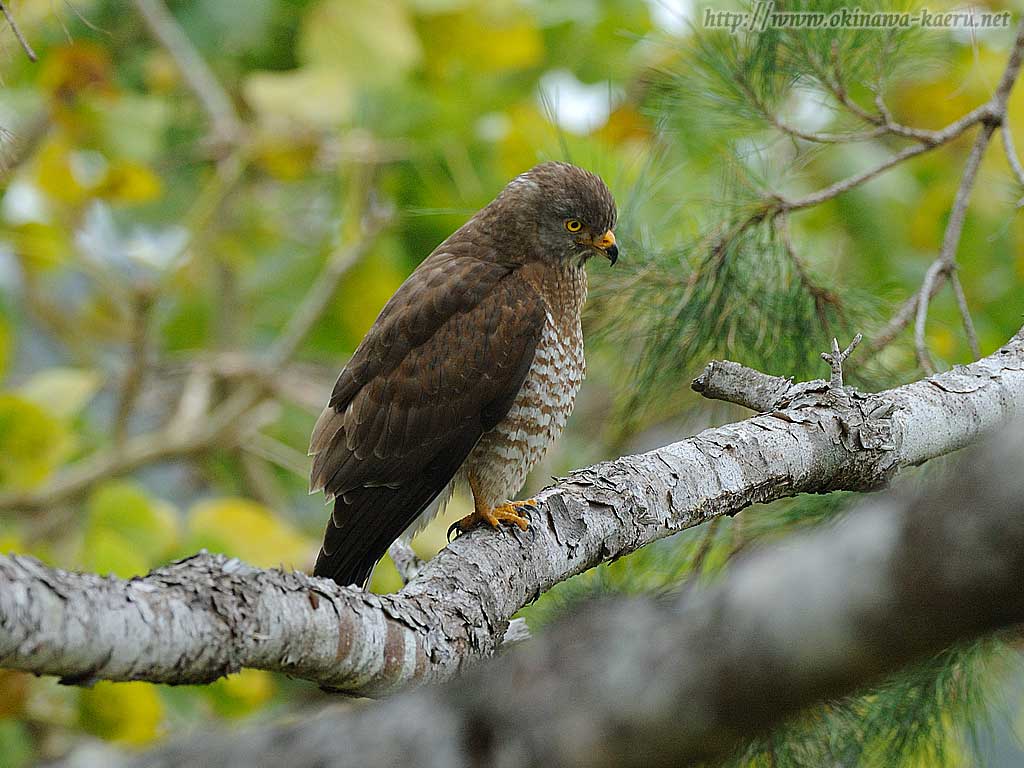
63, 419, 1024, 768
2, 328, 1023, 697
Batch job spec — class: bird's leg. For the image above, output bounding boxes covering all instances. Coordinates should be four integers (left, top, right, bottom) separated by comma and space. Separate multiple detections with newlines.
450, 472, 534, 537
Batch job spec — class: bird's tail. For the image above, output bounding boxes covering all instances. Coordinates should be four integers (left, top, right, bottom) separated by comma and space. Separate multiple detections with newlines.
312, 495, 388, 588
312, 485, 435, 588
313, 545, 376, 590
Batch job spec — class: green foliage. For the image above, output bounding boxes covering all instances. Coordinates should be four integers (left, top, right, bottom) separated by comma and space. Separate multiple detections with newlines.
0, 394, 69, 490
727, 641, 1011, 768
83, 481, 178, 578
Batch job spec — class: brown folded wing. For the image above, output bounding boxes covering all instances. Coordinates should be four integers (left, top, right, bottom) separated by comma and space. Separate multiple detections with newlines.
309, 251, 545, 586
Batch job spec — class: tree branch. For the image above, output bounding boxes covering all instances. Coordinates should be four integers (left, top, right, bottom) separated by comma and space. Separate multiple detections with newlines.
0, 0, 37, 62
58, 416, 1024, 768
265, 205, 391, 368
131, 0, 241, 149
914, 117, 997, 373
869, 19, 1024, 359
690, 359, 799, 411
2, 327, 1022, 695
112, 287, 156, 445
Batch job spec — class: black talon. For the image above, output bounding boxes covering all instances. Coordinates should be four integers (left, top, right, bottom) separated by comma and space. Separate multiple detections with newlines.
447, 521, 464, 542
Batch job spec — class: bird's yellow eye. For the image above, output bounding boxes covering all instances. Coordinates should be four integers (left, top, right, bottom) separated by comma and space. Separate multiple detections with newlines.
565, 219, 582, 232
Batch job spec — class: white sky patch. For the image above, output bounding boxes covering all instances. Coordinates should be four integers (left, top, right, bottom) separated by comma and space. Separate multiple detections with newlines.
76, 202, 189, 273
1, 180, 49, 225
538, 69, 622, 136
645, 0, 695, 35
788, 86, 833, 134
476, 112, 511, 143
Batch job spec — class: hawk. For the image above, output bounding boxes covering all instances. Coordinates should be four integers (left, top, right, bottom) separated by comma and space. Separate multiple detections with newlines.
309, 162, 618, 587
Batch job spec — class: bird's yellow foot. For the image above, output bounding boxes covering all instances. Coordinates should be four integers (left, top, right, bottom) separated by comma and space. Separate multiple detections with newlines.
447, 500, 535, 541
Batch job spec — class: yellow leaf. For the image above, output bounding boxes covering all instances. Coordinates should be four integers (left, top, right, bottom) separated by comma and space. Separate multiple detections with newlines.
83, 531, 150, 579
39, 41, 116, 103
18, 367, 102, 420
0, 394, 70, 491
185, 498, 313, 570
420, 7, 543, 78
299, 0, 421, 85
84, 481, 179, 575
142, 49, 180, 94
9, 221, 71, 271
334, 237, 407, 344
252, 133, 319, 181
33, 137, 88, 205
908, 186, 951, 251
205, 669, 275, 717
95, 161, 163, 204
931, 326, 957, 359
79, 682, 163, 745
243, 68, 353, 129
0, 530, 25, 554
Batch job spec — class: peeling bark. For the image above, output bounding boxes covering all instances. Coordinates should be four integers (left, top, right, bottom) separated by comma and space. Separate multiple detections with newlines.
61, 418, 1024, 768
2, 328, 1023, 696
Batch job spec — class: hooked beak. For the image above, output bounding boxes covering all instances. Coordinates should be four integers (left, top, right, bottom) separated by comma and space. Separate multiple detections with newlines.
595, 229, 618, 265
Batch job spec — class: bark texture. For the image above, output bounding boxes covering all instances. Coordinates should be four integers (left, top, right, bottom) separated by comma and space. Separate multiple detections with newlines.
2, 328, 1023, 697
62, 418, 1024, 768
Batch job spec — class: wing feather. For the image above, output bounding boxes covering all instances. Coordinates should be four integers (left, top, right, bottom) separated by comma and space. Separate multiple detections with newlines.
310, 252, 546, 586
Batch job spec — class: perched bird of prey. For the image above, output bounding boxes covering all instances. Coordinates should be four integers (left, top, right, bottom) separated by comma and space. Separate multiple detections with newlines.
309, 162, 618, 587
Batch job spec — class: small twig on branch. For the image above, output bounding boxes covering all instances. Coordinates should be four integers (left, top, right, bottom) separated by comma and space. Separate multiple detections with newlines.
0, 1, 37, 62
913, 262, 946, 376
821, 334, 862, 390
1000, 116, 1024, 206
950, 271, 981, 361
914, 117, 997, 373
690, 360, 797, 412
387, 540, 425, 585
113, 287, 156, 445
266, 206, 392, 368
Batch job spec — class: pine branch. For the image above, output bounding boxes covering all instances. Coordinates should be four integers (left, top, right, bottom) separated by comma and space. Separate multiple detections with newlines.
0, 0, 37, 62
914, 119, 998, 374
871, 19, 1024, 361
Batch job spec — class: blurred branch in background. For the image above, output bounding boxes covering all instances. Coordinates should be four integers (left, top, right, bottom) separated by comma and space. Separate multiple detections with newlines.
1, 327, 1021, 696
131, 0, 241, 151
59, 416, 1024, 768
0, 210, 389, 514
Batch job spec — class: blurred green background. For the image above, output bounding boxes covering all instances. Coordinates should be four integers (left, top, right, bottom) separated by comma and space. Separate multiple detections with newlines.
0, 0, 1022, 764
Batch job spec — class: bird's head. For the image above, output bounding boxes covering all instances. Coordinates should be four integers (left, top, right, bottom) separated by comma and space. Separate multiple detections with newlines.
488, 162, 618, 267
